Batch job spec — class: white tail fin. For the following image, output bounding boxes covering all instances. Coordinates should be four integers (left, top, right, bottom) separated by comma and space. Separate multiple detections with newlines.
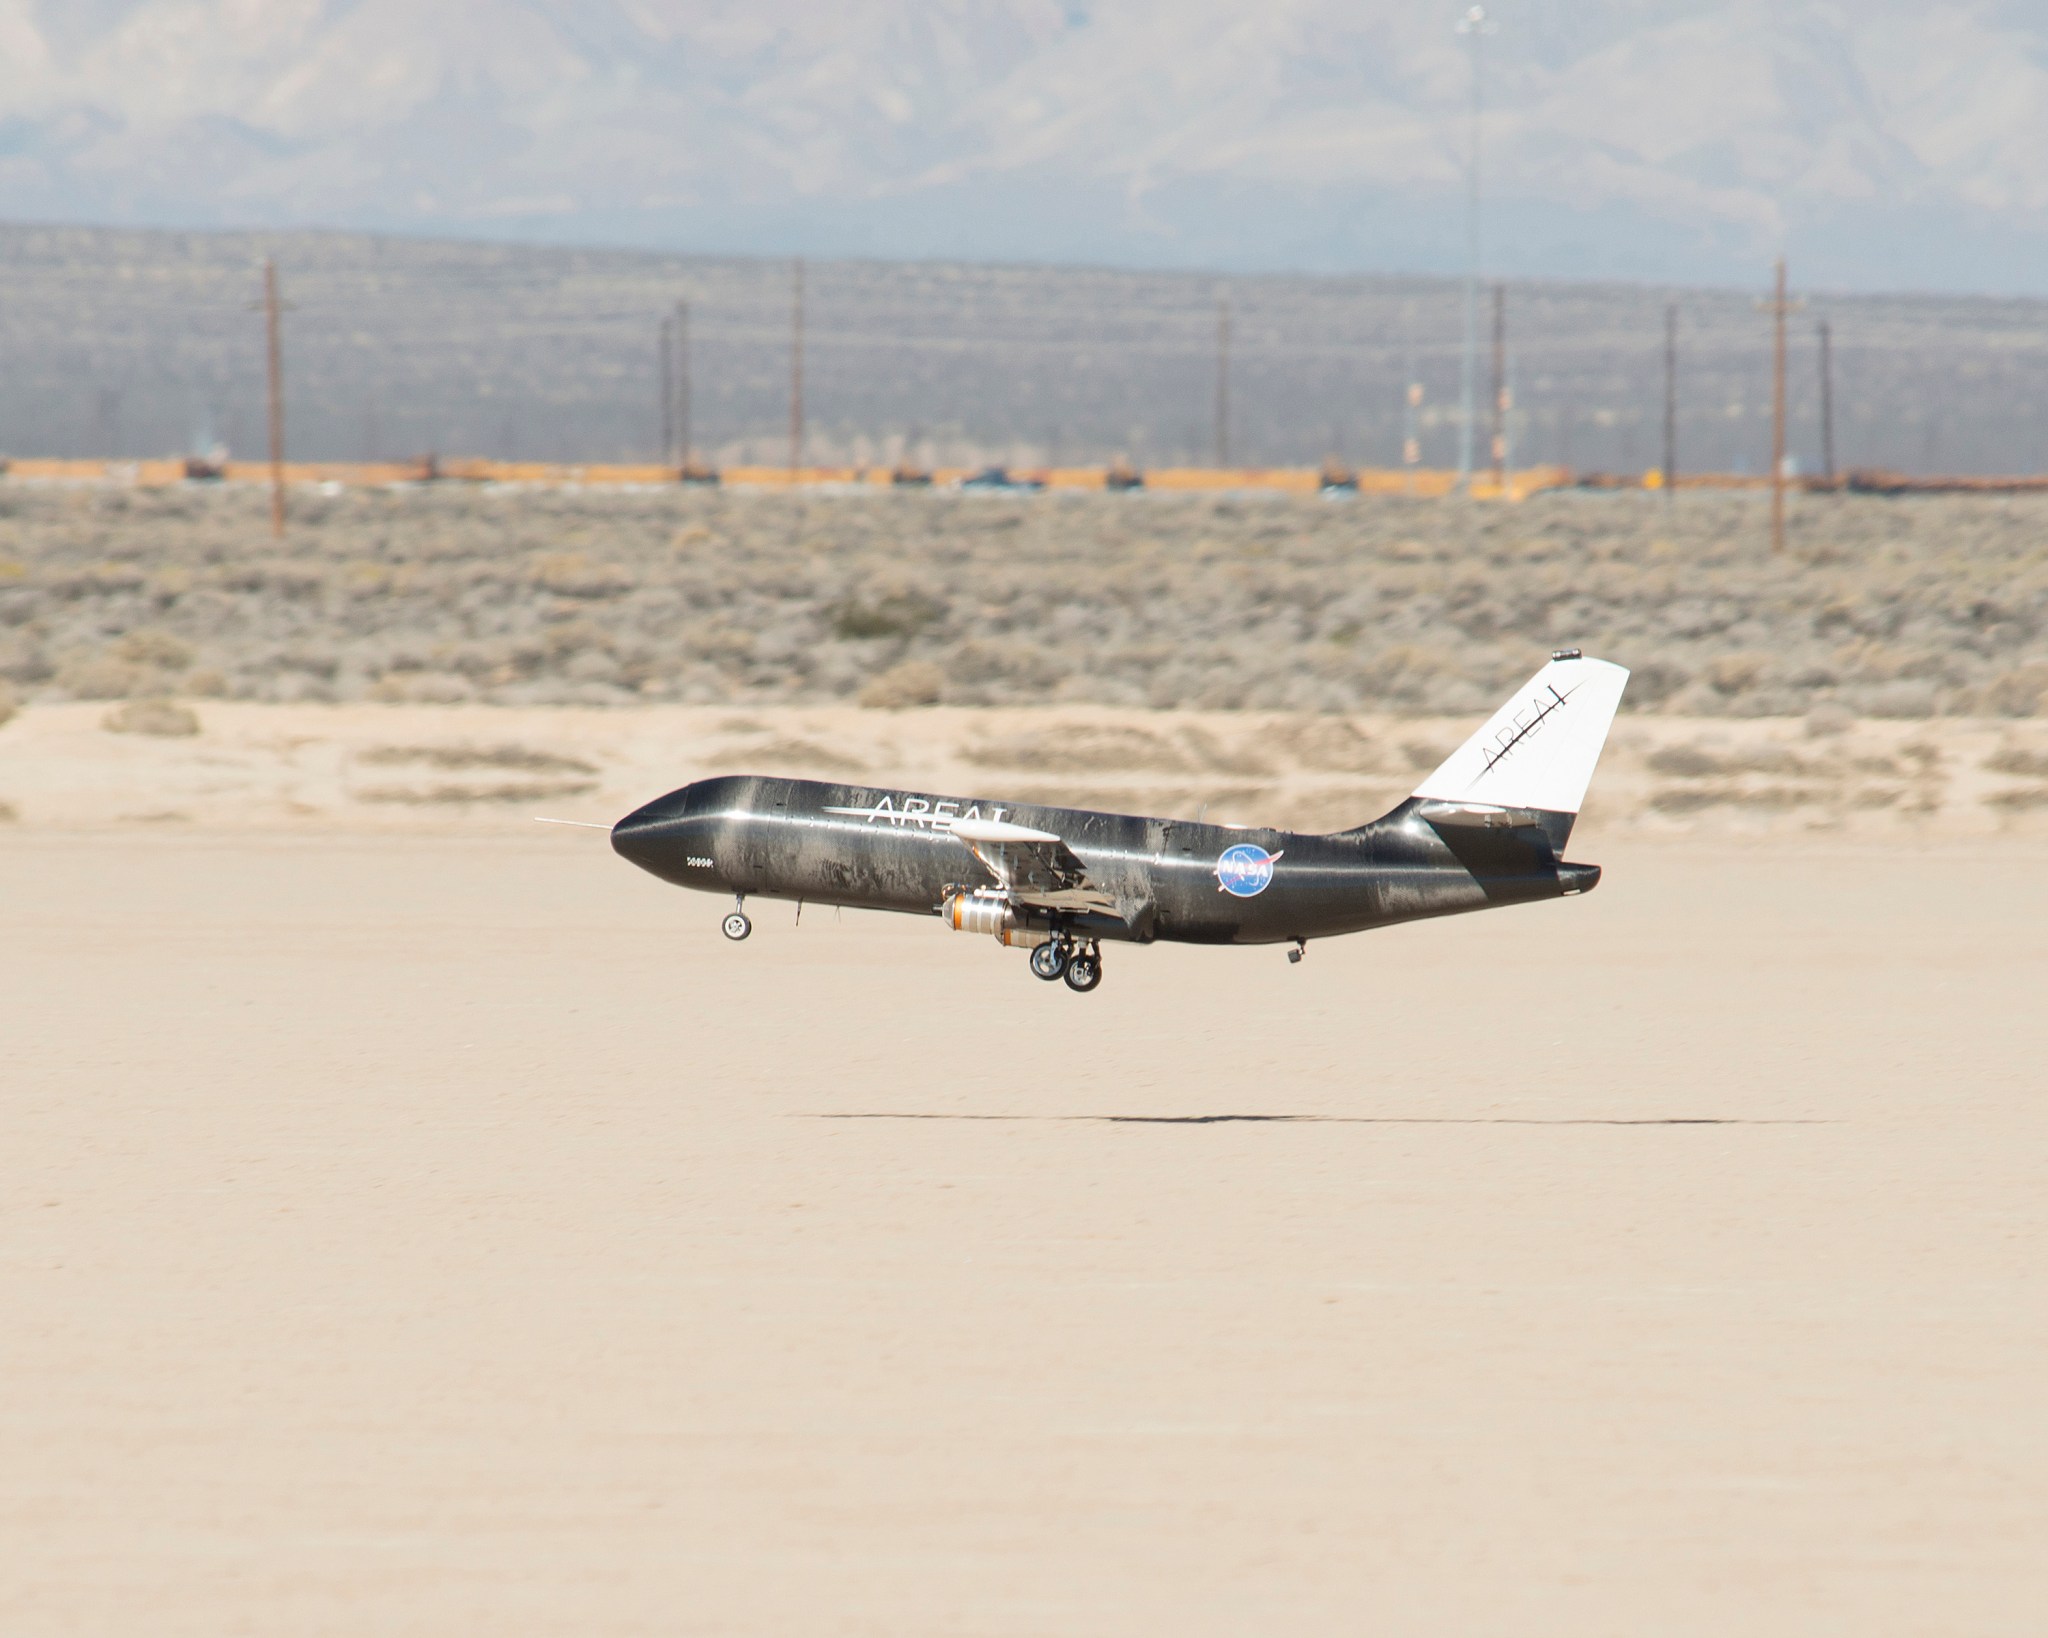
1413, 653, 1630, 816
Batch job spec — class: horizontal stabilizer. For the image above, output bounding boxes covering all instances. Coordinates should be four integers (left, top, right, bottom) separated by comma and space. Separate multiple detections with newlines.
1413, 654, 1630, 816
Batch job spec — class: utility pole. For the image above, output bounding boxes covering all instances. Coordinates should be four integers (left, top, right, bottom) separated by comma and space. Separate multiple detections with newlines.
1662, 302, 1678, 500
675, 299, 692, 469
788, 259, 805, 481
659, 314, 675, 465
1403, 380, 1424, 495
1818, 318, 1836, 486
1214, 293, 1231, 468
1489, 282, 1506, 492
1757, 259, 1802, 553
263, 258, 286, 539
1455, 5, 1495, 489
94, 387, 121, 459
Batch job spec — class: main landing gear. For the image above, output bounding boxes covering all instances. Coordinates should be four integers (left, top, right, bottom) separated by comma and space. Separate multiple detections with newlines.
1029, 934, 1104, 993
722, 897, 753, 942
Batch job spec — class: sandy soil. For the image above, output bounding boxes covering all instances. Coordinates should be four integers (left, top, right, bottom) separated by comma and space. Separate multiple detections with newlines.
6, 699, 2048, 841
4, 819, 2046, 1634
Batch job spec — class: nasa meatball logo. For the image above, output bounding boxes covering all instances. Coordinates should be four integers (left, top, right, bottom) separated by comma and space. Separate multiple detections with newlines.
1214, 842, 1282, 897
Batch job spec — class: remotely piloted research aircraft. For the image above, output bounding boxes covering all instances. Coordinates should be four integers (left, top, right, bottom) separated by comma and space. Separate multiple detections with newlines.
610, 651, 1629, 993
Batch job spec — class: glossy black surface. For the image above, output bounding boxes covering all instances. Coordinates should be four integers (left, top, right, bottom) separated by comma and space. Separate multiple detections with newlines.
611, 775, 1599, 947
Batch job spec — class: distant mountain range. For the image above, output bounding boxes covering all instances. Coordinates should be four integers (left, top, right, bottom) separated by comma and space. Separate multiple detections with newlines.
4, 1, 2048, 292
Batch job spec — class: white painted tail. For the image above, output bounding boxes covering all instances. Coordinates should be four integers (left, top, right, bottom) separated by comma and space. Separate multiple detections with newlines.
1412, 654, 1631, 816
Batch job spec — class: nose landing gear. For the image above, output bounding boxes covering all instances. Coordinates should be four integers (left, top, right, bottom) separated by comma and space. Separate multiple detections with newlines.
722, 897, 753, 941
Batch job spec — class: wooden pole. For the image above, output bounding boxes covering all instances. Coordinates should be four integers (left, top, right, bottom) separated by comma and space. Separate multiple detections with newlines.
264, 259, 286, 539
1489, 282, 1506, 492
1663, 302, 1677, 499
1214, 294, 1231, 468
1770, 257, 1787, 552
675, 300, 691, 469
788, 259, 805, 480
1818, 319, 1836, 485
1403, 380, 1423, 495
659, 315, 674, 466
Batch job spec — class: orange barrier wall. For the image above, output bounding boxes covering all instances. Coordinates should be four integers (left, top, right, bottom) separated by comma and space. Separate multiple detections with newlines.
0, 456, 1583, 498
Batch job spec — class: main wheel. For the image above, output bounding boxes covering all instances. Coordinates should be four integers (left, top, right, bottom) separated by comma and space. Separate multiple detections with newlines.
1030, 942, 1069, 981
1063, 953, 1102, 992
721, 911, 753, 941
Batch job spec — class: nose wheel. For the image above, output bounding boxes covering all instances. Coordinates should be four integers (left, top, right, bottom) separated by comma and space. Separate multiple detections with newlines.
722, 898, 752, 941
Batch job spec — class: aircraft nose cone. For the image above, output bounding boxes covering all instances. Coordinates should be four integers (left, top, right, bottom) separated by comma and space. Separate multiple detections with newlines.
610, 810, 661, 869
610, 790, 694, 879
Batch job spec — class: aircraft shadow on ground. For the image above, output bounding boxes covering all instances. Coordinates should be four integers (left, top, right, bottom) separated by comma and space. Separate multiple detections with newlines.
810, 1114, 1828, 1126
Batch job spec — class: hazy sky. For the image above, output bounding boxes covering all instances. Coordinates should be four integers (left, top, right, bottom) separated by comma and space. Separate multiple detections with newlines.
4, 0, 2048, 291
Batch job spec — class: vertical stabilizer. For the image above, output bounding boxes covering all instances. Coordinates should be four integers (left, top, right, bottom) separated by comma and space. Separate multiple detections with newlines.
1413, 653, 1630, 816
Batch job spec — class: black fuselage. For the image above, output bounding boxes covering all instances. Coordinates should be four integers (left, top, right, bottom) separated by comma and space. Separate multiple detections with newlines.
611, 776, 1600, 946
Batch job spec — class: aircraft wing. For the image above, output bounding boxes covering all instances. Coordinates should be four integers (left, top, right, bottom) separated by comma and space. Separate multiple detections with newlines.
948, 817, 1120, 915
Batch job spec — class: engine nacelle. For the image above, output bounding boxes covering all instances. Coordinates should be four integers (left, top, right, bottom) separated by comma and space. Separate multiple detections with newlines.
942, 891, 1051, 949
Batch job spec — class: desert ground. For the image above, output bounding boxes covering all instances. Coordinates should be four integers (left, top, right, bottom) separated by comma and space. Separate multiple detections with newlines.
5, 818, 2046, 1635
5, 484, 2047, 1632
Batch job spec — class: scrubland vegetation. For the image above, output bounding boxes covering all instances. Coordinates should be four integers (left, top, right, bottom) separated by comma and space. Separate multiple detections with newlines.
1, 482, 2045, 722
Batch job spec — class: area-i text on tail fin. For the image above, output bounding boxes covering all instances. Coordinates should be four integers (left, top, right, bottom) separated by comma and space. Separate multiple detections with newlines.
1412, 649, 1631, 825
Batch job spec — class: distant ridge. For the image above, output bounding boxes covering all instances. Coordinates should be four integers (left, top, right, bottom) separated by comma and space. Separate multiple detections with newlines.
4, 3, 2048, 294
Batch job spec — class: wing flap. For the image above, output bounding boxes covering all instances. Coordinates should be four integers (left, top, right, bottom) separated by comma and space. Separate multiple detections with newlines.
950, 820, 1119, 914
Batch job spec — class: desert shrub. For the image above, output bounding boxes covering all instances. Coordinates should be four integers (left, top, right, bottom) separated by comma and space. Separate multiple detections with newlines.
102, 699, 199, 737
0, 681, 14, 727
859, 660, 944, 708
1272, 717, 1379, 772
832, 591, 944, 640
359, 744, 597, 775
1620, 660, 1689, 709
58, 656, 149, 699
1984, 746, 2048, 778
369, 672, 472, 704
0, 637, 53, 685
359, 779, 595, 805
1804, 703, 1856, 737
1706, 653, 1770, 695
1730, 744, 1812, 774
530, 553, 635, 598
1979, 664, 2048, 717
1859, 681, 1937, 719
964, 724, 1190, 774
116, 629, 194, 669
1647, 744, 1725, 777
946, 639, 1060, 689
728, 736, 870, 776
